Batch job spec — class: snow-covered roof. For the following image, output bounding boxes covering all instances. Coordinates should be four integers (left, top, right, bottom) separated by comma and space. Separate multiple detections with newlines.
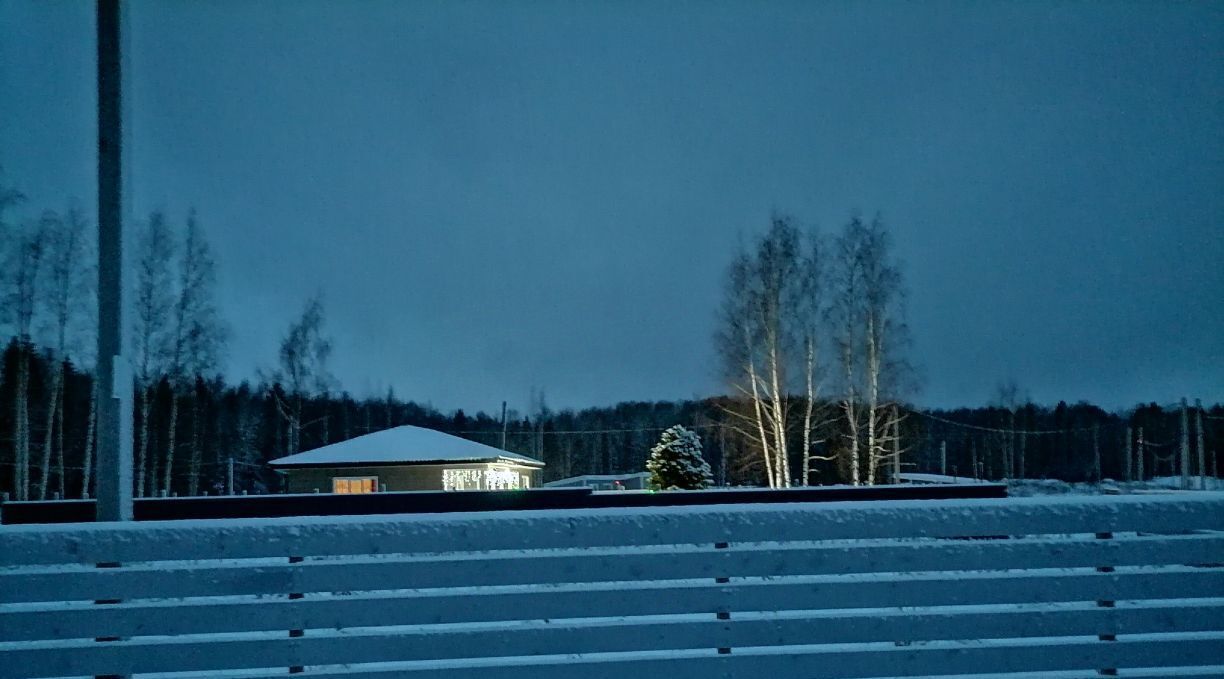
268, 425, 544, 468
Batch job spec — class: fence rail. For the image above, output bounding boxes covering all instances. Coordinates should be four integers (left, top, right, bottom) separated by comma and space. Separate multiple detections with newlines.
1, 493, 1222, 678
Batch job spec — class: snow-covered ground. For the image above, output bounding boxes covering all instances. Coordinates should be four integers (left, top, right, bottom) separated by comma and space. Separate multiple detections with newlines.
1007, 476, 1224, 497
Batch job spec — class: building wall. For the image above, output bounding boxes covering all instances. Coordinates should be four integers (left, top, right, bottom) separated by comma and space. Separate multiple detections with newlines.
283, 462, 541, 493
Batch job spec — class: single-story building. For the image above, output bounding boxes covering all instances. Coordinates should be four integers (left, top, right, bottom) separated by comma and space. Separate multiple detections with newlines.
543, 472, 651, 491
268, 425, 545, 493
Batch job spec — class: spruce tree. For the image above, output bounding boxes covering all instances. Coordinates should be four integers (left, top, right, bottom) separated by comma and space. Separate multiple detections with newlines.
647, 425, 713, 490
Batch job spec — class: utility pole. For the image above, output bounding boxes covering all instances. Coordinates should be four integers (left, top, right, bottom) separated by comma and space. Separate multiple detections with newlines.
1195, 399, 1205, 490
95, 0, 132, 522
1124, 426, 1132, 483
1180, 398, 1190, 490
1136, 427, 1144, 482
1092, 425, 1101, 483
500, 401, 508, 451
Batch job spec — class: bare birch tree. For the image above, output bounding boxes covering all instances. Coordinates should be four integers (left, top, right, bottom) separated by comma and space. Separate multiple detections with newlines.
797, 230, 836, 485
830, 217, 866, 485
36, 207, 92, 498
272, 295, 334, 455
132, 211, 175, 496
832, 215, 911, 484
165, 210, 227, 496
4, 213, 46, 500
716, 216, 810, 488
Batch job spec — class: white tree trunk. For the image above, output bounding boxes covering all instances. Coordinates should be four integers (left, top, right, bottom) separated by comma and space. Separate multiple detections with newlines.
36, 361, 63, 499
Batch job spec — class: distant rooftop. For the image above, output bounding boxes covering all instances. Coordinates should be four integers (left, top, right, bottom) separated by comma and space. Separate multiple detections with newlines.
268, 425, 544, 468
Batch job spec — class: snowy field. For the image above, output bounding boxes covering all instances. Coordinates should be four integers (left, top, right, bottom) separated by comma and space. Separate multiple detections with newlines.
1007, 476, 1224, 497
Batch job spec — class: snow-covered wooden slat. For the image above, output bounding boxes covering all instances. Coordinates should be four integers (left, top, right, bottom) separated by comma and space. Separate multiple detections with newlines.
51, 635, 1218, 679
4, 567, 1221, 642
3, 601, 1222, 678
3, 531, 1221, 605
3, 493, 1222, 567
1, 494, 1222, 678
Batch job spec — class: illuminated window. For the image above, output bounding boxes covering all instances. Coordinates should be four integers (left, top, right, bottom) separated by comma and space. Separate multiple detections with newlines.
443, 468, 483, 490
484, 468, 520, 490
442, 468, 525, 490
333, 476, 377, 494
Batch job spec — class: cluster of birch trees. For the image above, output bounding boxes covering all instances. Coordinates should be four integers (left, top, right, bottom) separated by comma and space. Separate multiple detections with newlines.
0, 174, 95, 500
717, 213, 910, 487
130, 209, 229, 497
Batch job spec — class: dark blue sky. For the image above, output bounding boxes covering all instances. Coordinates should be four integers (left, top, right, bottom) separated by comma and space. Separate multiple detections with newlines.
2, 1, 1221, 413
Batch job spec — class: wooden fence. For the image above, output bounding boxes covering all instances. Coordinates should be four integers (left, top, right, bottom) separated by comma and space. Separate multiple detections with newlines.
1, 493, 1222, 678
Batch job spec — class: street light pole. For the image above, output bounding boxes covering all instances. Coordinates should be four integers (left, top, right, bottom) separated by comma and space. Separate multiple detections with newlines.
96, 0, 133, 522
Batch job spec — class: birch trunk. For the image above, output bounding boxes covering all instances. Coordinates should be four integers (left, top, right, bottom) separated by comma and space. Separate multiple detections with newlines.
55, 369, 65, 499
865, 313, 880, 485
36, 362, 63, 499
13, 348, 30, 500
135, 385, 152, 497
842, 341, 860, 486
163, 390, 178, 496
766, 326, 789, 488
745, 350, 775, 488
81, 381, 97, 498
187, 396, 201, 496
800, 336, 815, 486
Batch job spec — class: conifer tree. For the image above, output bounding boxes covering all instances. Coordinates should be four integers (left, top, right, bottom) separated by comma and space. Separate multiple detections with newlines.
647, 425, 712, 490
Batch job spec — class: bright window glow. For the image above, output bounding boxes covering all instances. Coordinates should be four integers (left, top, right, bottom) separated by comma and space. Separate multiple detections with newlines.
333, 477, 377, 494
443, 469, 483, 491
484, 468, 520, 490
442, 468, 526, 490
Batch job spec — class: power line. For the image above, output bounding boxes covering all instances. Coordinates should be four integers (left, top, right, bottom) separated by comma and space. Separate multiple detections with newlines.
452, 423, 726, 436
907, 409, 1107, 436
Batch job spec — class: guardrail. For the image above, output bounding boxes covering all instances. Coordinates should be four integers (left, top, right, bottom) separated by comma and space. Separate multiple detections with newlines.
1, 493, 1222, 678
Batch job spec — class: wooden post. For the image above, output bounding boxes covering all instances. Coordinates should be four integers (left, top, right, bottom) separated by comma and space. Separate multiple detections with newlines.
226, 457, 234, 495
1095, 530, 1117, 676
940, 440, 947, 476
289, 555, 304, 673
714, 541, 730, 655
95, 561, 126, 679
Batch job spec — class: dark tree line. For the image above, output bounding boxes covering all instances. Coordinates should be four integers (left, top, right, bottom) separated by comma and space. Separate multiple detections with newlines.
2, 173, 1219, 498
2, 343, 1218, 499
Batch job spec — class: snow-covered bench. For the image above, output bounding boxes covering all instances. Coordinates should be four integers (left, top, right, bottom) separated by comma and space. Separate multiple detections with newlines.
1, 493, 1222, 678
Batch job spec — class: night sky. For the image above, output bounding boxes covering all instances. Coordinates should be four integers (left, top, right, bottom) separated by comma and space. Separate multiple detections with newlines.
2, 1, 1221, 413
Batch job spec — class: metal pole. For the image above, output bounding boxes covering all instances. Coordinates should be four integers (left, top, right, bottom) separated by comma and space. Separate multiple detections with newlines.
1092, 425, 1101, 483
500, 400, 508, 450
1180, 398, 1190, 490
1124, 426, 1132, 483
1195, 399, 1205, 490
95, 0, 133, 523
1136, 427, 1144, 481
